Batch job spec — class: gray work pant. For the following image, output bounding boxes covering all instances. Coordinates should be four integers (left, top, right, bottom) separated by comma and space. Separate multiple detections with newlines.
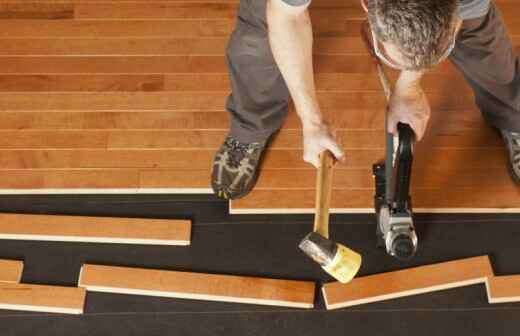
225, 1, 520, 144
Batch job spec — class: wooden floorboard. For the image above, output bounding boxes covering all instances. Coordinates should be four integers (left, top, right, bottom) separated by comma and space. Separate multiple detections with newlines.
0, 259, 23, 283
0, 213, 191, 245
487, 275, 520, 304
0, 282, 85, 314
0, 0, 519, 212
79, 264, 316, 308
322, 256, 493, 310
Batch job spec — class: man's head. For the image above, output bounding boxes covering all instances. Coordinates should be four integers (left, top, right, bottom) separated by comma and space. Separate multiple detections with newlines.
367, 0, 459, 70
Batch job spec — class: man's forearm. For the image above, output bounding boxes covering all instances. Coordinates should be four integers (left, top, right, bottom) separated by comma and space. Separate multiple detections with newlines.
266, 0, 321, 129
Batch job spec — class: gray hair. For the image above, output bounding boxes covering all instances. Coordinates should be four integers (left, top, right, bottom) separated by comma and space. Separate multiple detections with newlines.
367, 0, 458, 70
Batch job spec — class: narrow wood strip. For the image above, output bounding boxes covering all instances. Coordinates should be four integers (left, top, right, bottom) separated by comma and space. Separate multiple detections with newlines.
0, 17, 517, 39
0, 127, 501, 149
0, 108, 483, 131
322, 256, 493, 310
0, 169, 139, 189
73, 3, 363, 20
0, 147, 511, 170
0, 74, 165, 92
0, 92, 475, 111
0, 213, 191, 245
0, 259, 23, 283
0, 282, 85, 314
0, 111, 231, 130
79, 264, 315, 308
0, 72, 471, 94
487, 275, 520, 304
74, 2, 240, 19
231, 185, 520, 211
0, 54, 472, 74
0, 149, 381, 169
0, 165, 512, 191
0, 20, 235, 38
0, 2, 74, 19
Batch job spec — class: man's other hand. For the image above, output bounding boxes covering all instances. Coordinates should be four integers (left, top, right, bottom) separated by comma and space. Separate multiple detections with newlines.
387, 85, 431, 141
302, 121, 345, 168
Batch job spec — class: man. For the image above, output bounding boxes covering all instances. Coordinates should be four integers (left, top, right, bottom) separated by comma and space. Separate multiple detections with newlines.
211, 0, 520, 200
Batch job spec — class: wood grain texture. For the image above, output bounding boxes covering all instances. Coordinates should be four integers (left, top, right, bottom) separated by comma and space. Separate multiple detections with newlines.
0, 282, 85, 314
79, 264, 316, 308
0, 213, 191, 245
322, 256, 493, 310
0, 259, 23, 283
0, 0, 518, 212
487, 275, 520, 304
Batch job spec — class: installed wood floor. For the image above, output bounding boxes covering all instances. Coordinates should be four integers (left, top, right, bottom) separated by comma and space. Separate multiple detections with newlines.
1, 0, 520, 213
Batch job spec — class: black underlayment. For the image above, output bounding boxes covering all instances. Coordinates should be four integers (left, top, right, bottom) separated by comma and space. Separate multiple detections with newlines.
0, 194, 519, 335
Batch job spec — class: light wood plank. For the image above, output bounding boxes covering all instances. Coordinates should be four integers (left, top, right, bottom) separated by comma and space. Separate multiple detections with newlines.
231, 185, 520, 212
487, 275, 520, 304
0, 282, 85, 314
79, 264, 315, 308
0, 92, 475, 111
0, 19, 235, 38
0, 259, 23, 283
0, 108, 484, 131
0, 213, 191, 245
0, 127, 502, 149
0, 2, 74, 19
322, 256, 493, 310
0, 169, 140, 189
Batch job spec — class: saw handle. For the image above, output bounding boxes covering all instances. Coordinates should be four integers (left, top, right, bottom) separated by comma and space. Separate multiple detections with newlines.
314, 150, 336, 238
392, 122, 414, 213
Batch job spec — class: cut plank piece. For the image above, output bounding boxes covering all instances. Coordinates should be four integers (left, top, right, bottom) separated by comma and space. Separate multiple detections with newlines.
0, 282, 85, 314
79, 264, 315, 309
0, 259, 23, 283
322, 256, 493, 310
0, 213, 191, 246
486, 275, 520, 304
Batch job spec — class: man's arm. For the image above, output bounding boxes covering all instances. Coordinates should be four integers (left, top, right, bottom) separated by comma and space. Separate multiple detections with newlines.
266, 0, 344, 167
388, 70, 430, 140
388, 20, 463, 141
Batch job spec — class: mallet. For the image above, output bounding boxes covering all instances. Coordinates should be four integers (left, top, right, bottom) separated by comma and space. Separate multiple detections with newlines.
299, 150, 362, 283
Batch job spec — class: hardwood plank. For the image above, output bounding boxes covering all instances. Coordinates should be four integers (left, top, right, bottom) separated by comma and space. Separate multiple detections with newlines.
249, 167, 515, 190
230, 185, 520, 211
0, 20, 235, 38
74, 3, 364, 20
0, 111, 231, 130
0, 260, 23, 283
74, 2, 240, 19
0, 74, 165, 92
0, 169, 139, 188
0, 147, 511, 170
322, 256, 493, 310
0, 127, 500, 149
0, 54, 473, 74
487, 275, 520, 304
79, 264, 315, 308
0, 2, 73, 19
0, 129, 381, 149
0, 282, 85, 314
0, 107, 484, 131
0, 92, 475, 111
0, 72, 472, 94
0, 38, 229, 56
0, 212, 191, 245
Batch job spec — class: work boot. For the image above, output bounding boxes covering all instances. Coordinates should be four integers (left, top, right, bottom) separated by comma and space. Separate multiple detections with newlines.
211, 135, 267, 200
500, 129, 520, 185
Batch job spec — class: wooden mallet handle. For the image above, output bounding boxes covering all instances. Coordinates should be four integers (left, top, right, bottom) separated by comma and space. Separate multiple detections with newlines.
313, 150, 336, 238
